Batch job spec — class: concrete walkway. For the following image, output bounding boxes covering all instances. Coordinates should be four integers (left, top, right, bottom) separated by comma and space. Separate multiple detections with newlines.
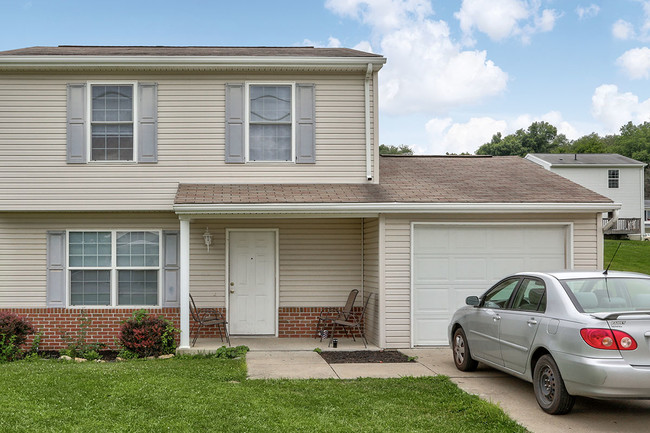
245, 344, 650, 433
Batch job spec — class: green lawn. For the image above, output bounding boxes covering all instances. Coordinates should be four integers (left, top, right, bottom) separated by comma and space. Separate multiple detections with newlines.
0, 357, 527, 433
604, 239, 650, 274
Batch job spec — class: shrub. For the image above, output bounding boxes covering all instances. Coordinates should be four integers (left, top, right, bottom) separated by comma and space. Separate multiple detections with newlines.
119, 310, 179, 358
59, 311, 106, 359
0, 311, 35, 362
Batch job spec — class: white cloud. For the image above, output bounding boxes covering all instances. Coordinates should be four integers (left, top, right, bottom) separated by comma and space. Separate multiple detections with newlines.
422, 112, 580, 155
326, 0, 508, 114
617, 47, 650, 79
300, 37, 343, 48
455, 0, 559, 45
353, 40, 374, 53
576, 4, 599, 20
612, 19, 636, 40
591, 84, 650, 132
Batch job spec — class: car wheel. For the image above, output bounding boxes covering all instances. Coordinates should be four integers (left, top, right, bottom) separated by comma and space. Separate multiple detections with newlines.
533, 354, 575, 415
452, 328, 478, 371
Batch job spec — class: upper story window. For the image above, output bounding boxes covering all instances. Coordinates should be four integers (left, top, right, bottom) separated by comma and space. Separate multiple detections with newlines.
608, 169, 619, 188
247, 84, 294, 162
91, 85, 134, 161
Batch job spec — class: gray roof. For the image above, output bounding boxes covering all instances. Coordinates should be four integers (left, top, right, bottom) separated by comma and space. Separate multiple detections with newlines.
0, 45, 382, 58
528, 153, 645, 166
175, 156, 612, 205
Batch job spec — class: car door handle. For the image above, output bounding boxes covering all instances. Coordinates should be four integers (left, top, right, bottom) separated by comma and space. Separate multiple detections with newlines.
493, 315, 501, 322
527, 319, 538, 326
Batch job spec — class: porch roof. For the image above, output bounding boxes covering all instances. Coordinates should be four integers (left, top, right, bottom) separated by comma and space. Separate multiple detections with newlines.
174, 156, 612, 206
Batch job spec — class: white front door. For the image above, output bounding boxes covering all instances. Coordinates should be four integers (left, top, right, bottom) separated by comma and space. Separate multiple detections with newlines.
228, 230, 277, 335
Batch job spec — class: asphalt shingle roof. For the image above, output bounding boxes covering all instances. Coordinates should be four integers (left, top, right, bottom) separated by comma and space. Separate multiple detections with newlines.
529, 153, 645, 166
175, 156, 611, 205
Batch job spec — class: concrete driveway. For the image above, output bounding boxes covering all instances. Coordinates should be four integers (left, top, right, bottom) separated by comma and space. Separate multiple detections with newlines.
404, 348, 650, 433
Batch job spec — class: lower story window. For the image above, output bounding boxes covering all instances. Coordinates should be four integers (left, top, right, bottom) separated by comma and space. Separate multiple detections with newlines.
68, 231, 160, 306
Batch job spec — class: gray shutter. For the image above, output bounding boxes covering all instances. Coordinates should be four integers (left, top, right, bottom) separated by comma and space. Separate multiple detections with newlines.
225, 83, 245, 163
138, 83, 158, 163
162, 230, 180, 307
46, 231, 66, 307
66, 83, 87, 164
295, 83, 316, 164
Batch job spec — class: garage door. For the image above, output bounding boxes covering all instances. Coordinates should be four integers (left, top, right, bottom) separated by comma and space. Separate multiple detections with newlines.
412, 224, 569, 346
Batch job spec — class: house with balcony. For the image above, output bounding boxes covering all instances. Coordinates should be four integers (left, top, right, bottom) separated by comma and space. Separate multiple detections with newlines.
526, 153, 646, 239
0, 46, 615, 349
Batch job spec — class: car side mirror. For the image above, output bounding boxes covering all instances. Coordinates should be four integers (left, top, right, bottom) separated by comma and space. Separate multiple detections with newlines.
466, 296, 480, 306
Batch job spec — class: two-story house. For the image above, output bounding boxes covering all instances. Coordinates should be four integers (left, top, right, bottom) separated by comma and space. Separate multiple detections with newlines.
0, 46, 615, 349
526, 154, 646, 239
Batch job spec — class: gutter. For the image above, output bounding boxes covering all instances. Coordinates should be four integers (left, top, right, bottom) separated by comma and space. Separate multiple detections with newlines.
173, 201, 621, 216
365, 63, 373, 181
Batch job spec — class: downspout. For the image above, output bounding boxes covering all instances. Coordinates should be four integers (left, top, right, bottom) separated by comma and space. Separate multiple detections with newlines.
602, 209, 619, 232
365, 63, 373, 181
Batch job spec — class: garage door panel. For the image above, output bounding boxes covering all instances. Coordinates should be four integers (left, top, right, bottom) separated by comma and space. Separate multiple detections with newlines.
413, 224, 568, 346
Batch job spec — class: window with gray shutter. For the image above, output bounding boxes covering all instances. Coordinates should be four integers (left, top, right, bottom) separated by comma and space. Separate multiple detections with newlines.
66, 84, 87, 164
162, 230, 180, 307
46, 231, 67, 307
225, 83, 245, 163
295, 84, 315, 163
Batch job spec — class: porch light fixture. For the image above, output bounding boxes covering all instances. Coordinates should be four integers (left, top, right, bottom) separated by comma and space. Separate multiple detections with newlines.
203, 227, 212, 252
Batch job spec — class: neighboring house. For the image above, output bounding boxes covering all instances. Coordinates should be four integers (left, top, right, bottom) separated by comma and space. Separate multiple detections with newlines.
526, 153, 646, 239
0, 46, 615, 349
646, 200, 650, 235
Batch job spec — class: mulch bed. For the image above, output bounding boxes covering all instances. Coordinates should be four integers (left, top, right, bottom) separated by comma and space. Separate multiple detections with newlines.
37, 350, 121, 361
319, 350, 411, 364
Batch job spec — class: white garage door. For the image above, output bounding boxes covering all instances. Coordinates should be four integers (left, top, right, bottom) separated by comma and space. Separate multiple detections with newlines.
412, 224, 569, 346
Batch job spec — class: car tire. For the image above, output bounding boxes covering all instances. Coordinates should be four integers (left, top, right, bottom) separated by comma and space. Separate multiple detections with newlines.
452, 328, 478, 372
533, 354, 575, 415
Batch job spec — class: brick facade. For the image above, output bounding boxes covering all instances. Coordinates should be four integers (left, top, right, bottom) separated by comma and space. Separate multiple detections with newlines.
3, 306, 364, 350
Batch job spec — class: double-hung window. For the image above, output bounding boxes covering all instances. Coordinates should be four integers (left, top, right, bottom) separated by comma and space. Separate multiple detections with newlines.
246, 84, 294, 162
608, 169, 619, 188
90, 84, 135, 161
68, 231, 160, 306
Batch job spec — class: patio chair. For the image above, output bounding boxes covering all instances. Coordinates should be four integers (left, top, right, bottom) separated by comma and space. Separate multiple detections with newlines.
329, 292, 373, 348
315, 289, 358, 341
189, 294, 230, 347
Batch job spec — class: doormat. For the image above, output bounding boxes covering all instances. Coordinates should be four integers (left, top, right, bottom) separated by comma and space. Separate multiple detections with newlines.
319, 350, 412, 364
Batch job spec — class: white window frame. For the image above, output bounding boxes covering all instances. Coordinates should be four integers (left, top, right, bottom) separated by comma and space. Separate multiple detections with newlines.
244, 82, 296, 163
86, 81, 139, 164
66, 229, 161, 308
608, 169, 619, 188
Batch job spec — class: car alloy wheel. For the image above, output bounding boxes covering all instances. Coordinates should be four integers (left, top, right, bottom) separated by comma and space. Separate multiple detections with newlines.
452, 328, 478, 371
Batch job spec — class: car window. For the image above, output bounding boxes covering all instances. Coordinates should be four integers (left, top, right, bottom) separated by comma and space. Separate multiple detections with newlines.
561, 277, 650, 312
482, 278, 519, 309
511, 278, 546, 312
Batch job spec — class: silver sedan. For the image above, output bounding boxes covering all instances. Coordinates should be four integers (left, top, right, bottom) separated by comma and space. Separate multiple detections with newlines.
448, 270, 650, 414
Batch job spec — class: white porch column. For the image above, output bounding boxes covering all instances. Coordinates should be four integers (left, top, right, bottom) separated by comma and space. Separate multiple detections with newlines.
179, 218, 191, 349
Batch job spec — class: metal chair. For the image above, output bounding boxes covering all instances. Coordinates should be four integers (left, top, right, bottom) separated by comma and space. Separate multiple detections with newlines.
189, 294, 230, 347
329, 292, 373, 348
315, 289, 359, 341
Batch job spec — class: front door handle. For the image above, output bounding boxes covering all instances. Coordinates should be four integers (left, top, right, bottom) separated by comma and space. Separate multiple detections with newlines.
230, 282, 235, 294
493, 315, 501, 322
527, 319, 538, 326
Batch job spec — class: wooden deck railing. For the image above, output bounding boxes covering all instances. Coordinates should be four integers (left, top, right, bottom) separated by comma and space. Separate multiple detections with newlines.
602, 217, 641, 234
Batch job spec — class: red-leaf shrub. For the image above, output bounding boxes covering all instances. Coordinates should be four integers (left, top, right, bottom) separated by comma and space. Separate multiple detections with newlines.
119, 310, 178, 358
0, 311, 35, 348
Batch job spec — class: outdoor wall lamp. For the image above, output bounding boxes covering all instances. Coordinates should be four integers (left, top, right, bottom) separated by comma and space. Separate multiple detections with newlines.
203, 227, 212, 252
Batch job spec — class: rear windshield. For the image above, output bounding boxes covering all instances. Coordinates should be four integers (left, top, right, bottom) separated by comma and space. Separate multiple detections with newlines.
561, 278, 650, 313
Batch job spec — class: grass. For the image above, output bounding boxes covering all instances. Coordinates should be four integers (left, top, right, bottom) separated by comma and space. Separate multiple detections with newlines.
604, 239, 650, 274
0, 357, 527, 433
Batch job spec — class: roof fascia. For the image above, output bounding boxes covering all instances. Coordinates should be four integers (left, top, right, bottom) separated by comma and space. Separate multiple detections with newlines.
173, 202, 620, 216
551, 163, 647, 168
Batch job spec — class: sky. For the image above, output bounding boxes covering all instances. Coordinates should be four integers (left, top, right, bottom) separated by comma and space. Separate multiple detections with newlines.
3, 0, 650, 155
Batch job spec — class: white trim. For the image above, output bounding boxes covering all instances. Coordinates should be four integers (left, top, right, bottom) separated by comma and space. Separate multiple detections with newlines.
364, 63, 373, 180
225, 228, 280, 336
244, 82, 296, 163
378, 214, 386, 349
409, 221, 574, 348
174, 201, 621, 216
179, 219, 191, 349
65, 229, 162, 309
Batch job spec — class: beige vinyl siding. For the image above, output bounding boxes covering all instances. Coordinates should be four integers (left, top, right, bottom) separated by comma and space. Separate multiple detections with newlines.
0, 212, 179, 307
189, 218, 362, 308
382, 213, 601, 348
0, 72, 376, 211
362, 218, 380, 345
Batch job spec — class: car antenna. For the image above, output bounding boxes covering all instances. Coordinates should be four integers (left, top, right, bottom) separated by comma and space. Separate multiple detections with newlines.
603, 242, 622, 275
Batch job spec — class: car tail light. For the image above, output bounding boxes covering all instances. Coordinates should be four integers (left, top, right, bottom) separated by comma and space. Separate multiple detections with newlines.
580, 328, 638, 351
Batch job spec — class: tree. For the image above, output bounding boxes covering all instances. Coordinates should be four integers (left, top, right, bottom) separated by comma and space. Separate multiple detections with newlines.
476, 122, 567, 156
379, 144, 414, 155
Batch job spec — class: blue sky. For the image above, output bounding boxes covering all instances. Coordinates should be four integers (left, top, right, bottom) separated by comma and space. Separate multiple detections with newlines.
3, 0, 650, 154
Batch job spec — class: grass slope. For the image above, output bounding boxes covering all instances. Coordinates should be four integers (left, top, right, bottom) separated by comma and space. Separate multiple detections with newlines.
0, 357, 527, 433
604, 239, 650, 274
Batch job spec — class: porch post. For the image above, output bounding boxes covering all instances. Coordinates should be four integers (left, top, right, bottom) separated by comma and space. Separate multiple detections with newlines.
179, 217, 191, 349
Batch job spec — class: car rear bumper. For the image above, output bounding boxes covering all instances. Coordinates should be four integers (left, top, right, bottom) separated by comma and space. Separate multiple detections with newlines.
554, 351, 650, 398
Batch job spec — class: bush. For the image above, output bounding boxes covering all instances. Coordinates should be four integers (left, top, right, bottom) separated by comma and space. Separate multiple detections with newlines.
59, 312, 105, 359
0, 311, 35, 362
119, 310, 179, 358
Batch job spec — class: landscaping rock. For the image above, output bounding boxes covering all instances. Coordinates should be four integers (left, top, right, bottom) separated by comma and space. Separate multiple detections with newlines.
60, 355, 72, 361
116, 357, 125, 362
158, 354, 174, 359
74, 357, 87, 363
